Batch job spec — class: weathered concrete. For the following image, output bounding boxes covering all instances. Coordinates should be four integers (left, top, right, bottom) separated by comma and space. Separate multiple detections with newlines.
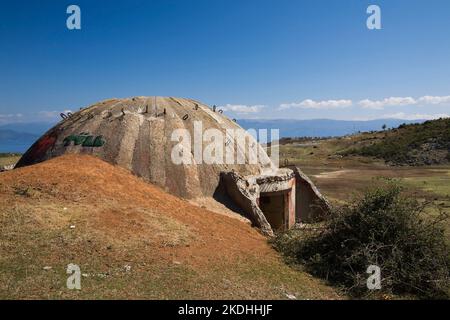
221, 171, 274, 237
15, 97, 275, 199
288, 166, 331, 223
220, 165, 331, 233
256, 169, 296, 230
221, 168, 301, 234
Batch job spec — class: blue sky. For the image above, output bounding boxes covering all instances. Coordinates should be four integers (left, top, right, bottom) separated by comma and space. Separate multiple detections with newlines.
0, 0, 449, 124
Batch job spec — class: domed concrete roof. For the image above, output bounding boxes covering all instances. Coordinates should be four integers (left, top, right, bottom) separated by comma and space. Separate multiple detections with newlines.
16, 97, 276, 198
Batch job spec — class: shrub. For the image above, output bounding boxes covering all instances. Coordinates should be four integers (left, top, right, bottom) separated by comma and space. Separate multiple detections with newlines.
340, 118, 450, 165
273, 181, 450, 299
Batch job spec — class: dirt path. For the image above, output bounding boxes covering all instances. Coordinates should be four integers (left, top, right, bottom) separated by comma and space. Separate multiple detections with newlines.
313, 169, 355, 179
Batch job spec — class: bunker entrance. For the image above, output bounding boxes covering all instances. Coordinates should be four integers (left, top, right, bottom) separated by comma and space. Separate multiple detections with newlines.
259, 192, 286, 231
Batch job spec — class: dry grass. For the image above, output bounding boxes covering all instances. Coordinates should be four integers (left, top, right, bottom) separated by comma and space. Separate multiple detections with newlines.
0, 154, 20, 167
280, 139, 450, 239
0, 154, 340, 299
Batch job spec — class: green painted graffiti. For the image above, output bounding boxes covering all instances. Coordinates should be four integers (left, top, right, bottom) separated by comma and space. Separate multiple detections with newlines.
64, 133, 105, 147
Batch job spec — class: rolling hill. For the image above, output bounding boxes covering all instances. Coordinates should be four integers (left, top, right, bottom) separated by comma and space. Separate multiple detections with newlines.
341, 118, 450, 165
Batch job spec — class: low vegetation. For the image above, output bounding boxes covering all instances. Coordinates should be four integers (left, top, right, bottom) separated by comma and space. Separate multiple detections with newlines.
273, 181, 450, 299
0, 153, 21, 168
341, 118, 450, 165
0, 153, 21, 157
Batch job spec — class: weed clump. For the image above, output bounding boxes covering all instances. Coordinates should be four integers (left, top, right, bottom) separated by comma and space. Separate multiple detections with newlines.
273, 181, 450, 299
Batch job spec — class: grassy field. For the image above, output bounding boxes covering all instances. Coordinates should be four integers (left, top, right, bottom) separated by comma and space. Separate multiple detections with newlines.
280, 136, 450, 238
0, 153, 21, 167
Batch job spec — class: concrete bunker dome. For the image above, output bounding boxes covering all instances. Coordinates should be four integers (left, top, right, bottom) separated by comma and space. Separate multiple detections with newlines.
16, 97, 274, 197
16, 96, 330, 236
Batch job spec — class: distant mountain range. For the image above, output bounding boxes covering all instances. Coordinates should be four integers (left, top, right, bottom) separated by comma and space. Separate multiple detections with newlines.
237, 118, 424, 138
0, 119, 425, 153
0, 123, 52, 153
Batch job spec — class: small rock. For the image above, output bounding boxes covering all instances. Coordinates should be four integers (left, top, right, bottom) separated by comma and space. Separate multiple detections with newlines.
124, 265, 132, 272
285, 293, 297, 300
82, 273, 89, 278
173, 261, 181, 265
43, 266, 52, 271
69, 225, 75, 229
0, 164, 14, 172
63, 207, 68, 211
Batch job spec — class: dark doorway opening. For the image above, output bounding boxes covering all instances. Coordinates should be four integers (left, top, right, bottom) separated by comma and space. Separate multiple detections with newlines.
259, 193, 285, 230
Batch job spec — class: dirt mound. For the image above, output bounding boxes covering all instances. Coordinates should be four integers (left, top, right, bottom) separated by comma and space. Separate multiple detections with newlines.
0, 154, 339, 299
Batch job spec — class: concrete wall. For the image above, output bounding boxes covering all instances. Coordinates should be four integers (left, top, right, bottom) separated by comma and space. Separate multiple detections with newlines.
288, 166, 331, 223
256, 169, 296, 230
286, 181, 296, 228
221, 171, 274, 236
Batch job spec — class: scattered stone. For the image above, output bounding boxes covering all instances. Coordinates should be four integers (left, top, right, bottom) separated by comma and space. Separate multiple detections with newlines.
0, 164, 15, 172
124, 265, 132, 272
43, 266, 52, 271
285, 293, 297, 300
69, 225, 76, 229
173, 261, 181, 265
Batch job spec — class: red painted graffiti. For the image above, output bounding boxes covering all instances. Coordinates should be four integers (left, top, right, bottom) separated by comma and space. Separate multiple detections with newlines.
16, 130, 58, 167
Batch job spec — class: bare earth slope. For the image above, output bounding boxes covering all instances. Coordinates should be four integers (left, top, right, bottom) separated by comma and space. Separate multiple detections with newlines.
0, 154, 339, 299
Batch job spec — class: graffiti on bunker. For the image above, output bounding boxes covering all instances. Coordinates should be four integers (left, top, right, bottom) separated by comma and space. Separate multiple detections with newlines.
64, 133, 105, 147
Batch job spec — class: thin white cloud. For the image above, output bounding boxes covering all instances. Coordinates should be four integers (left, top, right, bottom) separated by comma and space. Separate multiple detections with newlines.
220, 104, 265, 114
0, 113, 24, 124
279, 99, 353, 110
359, 95, 450, 110
417, 95, 450, 105
381, 112, 449, 121
0, 109, 71, 125
37, 110, 72, 119
37, 111, 60, 118
359, 97, 416, 110
0, 113, 22, 119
